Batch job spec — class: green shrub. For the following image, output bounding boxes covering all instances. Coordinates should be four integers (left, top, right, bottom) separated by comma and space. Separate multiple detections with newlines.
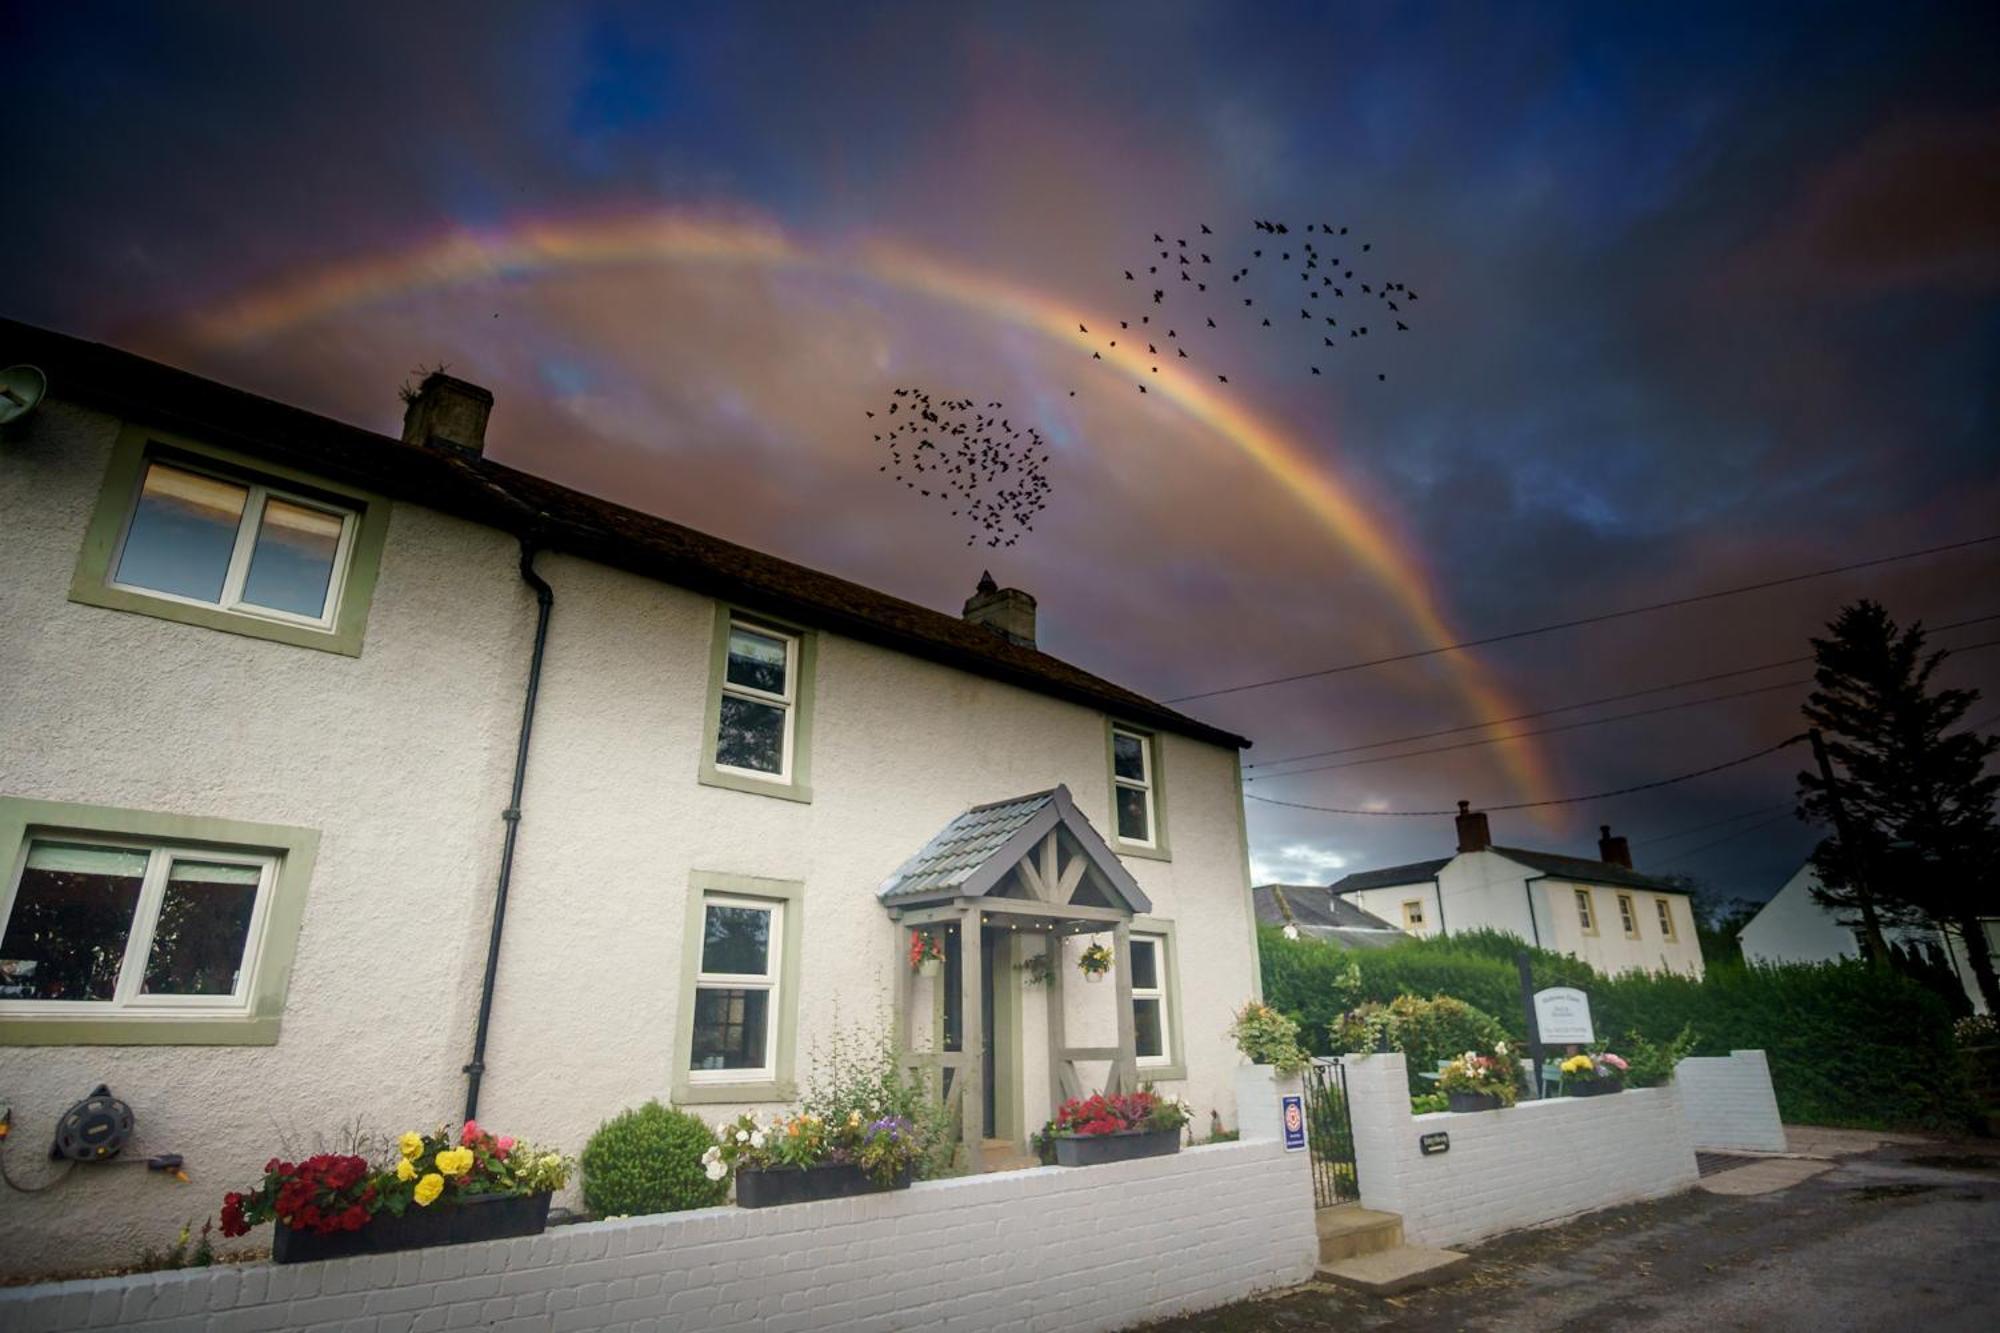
581, 1101, 726, 1216
1228, 1000, 1311, 1074
1260, 926, 1976, 1132
1329, 993, 1512, 1094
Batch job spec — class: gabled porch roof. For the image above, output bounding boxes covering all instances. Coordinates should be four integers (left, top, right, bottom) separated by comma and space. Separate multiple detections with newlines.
876, 785, 1151, 917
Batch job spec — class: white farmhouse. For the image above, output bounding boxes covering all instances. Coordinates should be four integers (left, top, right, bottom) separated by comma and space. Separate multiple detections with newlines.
1332, 803, 1705, 977
1740, 861, 1994, 1014
0, 319, 1261, 1276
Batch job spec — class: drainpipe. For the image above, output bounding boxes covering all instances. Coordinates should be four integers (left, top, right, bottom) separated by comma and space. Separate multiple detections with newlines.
462, 541, 555, 1125
1431, 877, 1449, 937
1521, 873, 1547, 948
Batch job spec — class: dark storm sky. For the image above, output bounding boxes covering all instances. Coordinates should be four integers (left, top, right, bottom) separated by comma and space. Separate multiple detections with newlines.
6, 1, 1996, 902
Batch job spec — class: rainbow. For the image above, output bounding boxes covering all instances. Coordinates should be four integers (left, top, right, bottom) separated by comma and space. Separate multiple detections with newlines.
182, 210, 1558, 806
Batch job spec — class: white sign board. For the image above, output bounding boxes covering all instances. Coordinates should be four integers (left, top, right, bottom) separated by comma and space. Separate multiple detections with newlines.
1533, 986, 1594, 1045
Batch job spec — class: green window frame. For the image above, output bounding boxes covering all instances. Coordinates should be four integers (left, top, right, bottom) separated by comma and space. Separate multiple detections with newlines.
698, 603, 817, 804
1105, 720, 1171, 861
0, 796, 319, 1046
69, 423, 392, 657
672, 871, 804, 1104
1129, 916, 1186, 1081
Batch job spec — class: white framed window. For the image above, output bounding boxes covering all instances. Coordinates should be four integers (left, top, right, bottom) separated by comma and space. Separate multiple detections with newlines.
0, 836, 277, 1017
1130, 933, 1171, 1067
1402, 899, 1427, 931
1575, 889, 1598, 935
1617, 893, 1640, 938
1111, 726, 1157, 846
1655, 897, 1679, 942
110, 457, 360, 631
714, 620, 799, 782
688, 893, 782, 1082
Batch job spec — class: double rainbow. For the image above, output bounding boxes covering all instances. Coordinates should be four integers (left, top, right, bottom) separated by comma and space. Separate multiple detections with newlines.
182, 210, 1556, 806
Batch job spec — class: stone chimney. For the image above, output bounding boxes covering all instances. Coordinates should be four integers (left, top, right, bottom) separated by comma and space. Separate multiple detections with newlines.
401, 371, 493, 455
1598, 824, 1633, 868
962, 571, 1037, 649
1454, 799, 1491, 853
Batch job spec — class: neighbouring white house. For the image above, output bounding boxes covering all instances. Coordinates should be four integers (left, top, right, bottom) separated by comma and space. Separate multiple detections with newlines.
1739, 861, 1995, 1014
0, 318, 1263, 1277
1332, 802, 1706, 977
1251, 883, 1405, 949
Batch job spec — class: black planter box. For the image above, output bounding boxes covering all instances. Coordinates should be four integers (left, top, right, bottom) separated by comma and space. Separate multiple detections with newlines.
735, 1162, 912, 1209
1446, 1090, 1504, 1113
272, 1191, 551, 1265
1052, 1128, 1182, 1167
1566, 1079, 1624, 1098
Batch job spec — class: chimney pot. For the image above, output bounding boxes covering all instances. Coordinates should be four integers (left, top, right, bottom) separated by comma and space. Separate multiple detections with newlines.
1598, 825, 1633, 869
1454, 800, 1491, 853
962, 574, 1036, 649
402, 371, 494, 455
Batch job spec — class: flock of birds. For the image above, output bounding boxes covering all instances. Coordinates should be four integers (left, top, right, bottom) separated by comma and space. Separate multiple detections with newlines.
865, 217, 1420, 549
867, 388, 1051, 548
1089, 218, 1415, 393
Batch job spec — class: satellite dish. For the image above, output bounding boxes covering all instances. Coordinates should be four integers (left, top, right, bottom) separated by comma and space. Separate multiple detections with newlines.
0, 365, 47, 425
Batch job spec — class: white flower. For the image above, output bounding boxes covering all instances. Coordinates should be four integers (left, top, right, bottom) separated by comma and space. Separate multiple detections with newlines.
750, 1131, 766, 1149
1495, 1041, 1509, 1055
1282, 924, 1300, 941
704, 1161, 727, 1182
701, 1146, 721, 1164
736, 1129, 750, 1143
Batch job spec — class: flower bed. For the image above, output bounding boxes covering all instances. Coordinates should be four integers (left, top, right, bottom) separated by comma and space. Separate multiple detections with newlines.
1035, 1089, 1190, 1167
221, 1121, 572, 1264
704, 1110, 921, 1207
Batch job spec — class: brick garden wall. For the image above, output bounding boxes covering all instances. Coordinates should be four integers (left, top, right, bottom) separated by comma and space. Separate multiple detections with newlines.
1340, 1053, 1699, 1249
1671, 1051, 1787, 1153
0, 1139, 1316, 1333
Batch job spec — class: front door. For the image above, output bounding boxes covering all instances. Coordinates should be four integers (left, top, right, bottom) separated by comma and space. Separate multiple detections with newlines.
941, 924, 1019, 1147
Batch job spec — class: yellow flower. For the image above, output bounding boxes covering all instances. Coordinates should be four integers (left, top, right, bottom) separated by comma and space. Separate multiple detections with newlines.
396, 1158, 417, 1182
398, 1132, 423, 1159
435, 1147, 474, 1176
413, 1173, 444, 1207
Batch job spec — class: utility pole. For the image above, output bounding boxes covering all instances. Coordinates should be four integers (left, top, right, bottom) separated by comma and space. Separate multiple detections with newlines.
1809, 727, 1891, 963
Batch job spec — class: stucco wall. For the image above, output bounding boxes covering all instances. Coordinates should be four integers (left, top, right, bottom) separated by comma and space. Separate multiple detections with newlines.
1673, 1051, 1786, 1152
1341, 1052, 1698, 1248
1538, 879, 1705, 979
0, 1138, 1318, 1333
0, 399, 1259, 1278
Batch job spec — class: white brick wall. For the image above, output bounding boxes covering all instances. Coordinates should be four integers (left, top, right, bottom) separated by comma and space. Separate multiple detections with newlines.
1673, 1051, 1787, 1153
1340, 1053, 1698, 1249
0, 1141, 1316, 1333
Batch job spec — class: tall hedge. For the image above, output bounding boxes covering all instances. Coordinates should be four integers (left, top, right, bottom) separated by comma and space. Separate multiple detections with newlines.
1259, 926, 1975, 1131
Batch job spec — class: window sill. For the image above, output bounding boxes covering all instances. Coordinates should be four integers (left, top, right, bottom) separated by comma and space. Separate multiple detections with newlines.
0, 1015, 281, 1046
698, 765, 813, 805
671, 1077, 798, 1105
68, 580, 366, 657
1113, 839, 1171, 864
1135, 1061, 1187, 1082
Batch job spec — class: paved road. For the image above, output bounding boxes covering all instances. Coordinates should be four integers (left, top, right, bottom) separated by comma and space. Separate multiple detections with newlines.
1146, 1140, 1999, 1331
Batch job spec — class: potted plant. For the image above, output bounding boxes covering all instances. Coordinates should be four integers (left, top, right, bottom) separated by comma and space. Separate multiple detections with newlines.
708, 1110, 922, 1208
221, 1122, 572, 1263
1559, 1051, 1629, 1097
1078, 940, 1114, 983
1437, 1045, 1518, 1113
1017, 953, 1054, 989
1229, 1000, 1311, 1076
908, 929, 946, 978
1046, 1088, 1190, 1166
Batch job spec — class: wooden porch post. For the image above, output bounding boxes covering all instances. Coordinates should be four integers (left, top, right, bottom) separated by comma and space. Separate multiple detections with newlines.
1110, 920, 1136, 1095
1044, 931, 1064, 1121
961, 905, 985, 1175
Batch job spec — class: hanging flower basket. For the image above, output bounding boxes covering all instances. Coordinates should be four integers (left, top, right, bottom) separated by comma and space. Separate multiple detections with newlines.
273, 1191, 551, 1264
1078, 941, 1114, 983
908, 929, 946, 977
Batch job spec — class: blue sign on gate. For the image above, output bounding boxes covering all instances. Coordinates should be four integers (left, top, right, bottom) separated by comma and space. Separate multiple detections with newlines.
1281, 1094, 1307, 1152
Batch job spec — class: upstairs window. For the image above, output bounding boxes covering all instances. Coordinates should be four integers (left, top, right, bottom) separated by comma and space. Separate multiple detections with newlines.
1617, 893, 1640, 939
1, 837, 275, 1015
1402, 899, 1427, 931
1655, 897, 1679, 942
714, 621, 797, 780
113, 459, 358, 629
1110, 725, 1158, 846
1575, 889, 1598, 935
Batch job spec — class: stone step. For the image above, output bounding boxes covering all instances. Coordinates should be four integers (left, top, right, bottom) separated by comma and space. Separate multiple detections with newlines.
1315, 1205, 1404, 1262
1317, 1244, 1471, 1296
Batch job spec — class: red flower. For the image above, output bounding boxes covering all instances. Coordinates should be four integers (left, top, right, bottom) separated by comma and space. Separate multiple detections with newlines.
219, 1192, 249, 1239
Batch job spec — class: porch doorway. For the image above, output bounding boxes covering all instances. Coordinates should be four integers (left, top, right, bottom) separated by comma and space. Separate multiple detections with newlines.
941, 925, 1020, 1143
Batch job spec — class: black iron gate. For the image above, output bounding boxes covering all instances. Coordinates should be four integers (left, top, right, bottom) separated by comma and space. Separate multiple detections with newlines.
1302, 1059, 1360, 1207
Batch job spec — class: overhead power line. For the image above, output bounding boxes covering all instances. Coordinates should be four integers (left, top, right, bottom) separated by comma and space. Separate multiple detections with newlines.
1243, 736, 1803, 818
1650, 809, 1804, 869
1248, 637, 2000, 781
1168, 532, 2000, 703
1244, 611, 2000, 770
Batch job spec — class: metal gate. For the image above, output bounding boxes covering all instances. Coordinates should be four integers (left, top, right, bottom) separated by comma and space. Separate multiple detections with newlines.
1302, 1058, 1360, 1207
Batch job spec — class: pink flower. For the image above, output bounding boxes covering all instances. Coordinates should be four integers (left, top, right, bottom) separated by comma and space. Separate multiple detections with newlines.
496, 1137, 515, 1154
460, 1120, 480, 1144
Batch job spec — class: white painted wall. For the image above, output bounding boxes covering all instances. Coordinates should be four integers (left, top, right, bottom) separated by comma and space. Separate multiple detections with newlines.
0, 1139, 1317, 1333
0, 399, 1261, 1278
1673, 1051, 1786, 1152
1340, 1052, 1698, 1249
1344, 850, 1705, 978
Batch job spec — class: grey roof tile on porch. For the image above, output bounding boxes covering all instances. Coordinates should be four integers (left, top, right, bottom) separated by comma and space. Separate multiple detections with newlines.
877, 790, 1060, 903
